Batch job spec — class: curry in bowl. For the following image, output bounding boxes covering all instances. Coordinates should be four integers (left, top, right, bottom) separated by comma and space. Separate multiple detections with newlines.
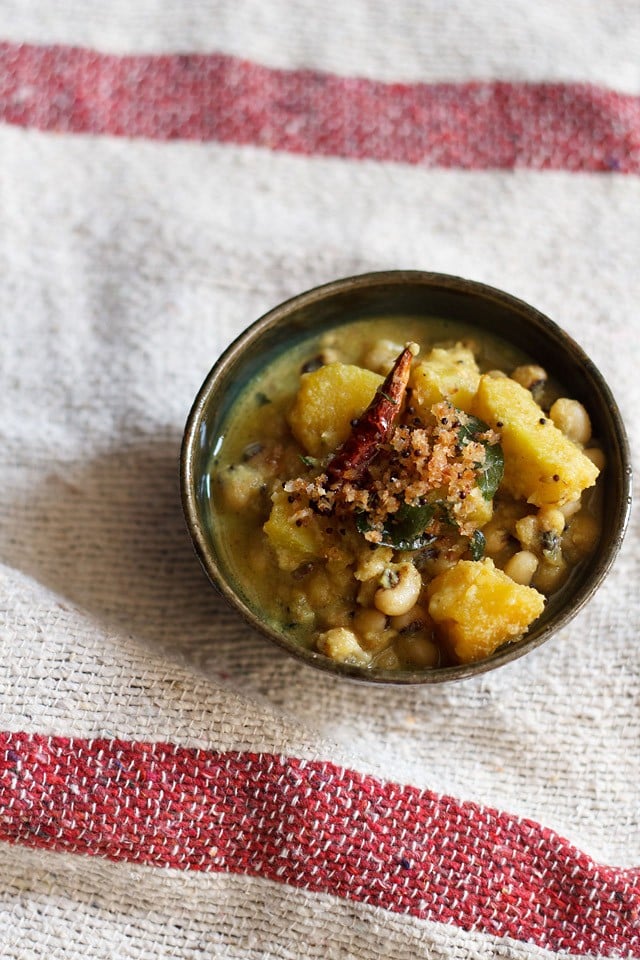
206, 313, 603, 672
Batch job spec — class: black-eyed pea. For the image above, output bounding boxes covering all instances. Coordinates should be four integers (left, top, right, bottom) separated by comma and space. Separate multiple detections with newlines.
390, 604, 429, 633
549, 398, 592, 445
352, 608, 391, 652
483, 523, 511, 557
534, 558, 570, 593
317, 627, 371, 665
361, 339, 404, 374
584, 447, 606, 472
515, 515, 539, 551
538, 507, 566, 536
354, 606, 387, 636
511, 364, 548, 392
374, 563, 422, 616
305, 569, 332, 607
220, 464, 263, 511
359, 633, 395, 654
563, 512, 600, 563
503, 550, 539, 586
486, 369, 508, 379
420, 551, 458, 578
374, 646, 401, 670
313, 336, 340, 364
354, 546, 394, 582
394, 632, 440, 669
360, 630, 395, 656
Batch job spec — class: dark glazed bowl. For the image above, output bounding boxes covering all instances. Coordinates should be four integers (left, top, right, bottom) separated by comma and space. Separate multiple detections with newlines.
180, 271, 632, 684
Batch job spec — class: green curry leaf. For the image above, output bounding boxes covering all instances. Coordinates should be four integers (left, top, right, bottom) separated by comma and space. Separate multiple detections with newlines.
355, 502, 436, 550
354, 511, 371, 536
469, 529, 486, 560
457, 414, 488, 446
475, 444, 504, 500
458, 413, 504, 501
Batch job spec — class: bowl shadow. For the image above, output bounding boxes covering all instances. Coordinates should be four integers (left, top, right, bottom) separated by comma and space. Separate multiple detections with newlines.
2, 435, 295, 683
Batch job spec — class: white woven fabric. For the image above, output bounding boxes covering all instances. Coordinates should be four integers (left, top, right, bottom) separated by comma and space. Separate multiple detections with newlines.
0, 845, 574, 960
0, 3, 639, 957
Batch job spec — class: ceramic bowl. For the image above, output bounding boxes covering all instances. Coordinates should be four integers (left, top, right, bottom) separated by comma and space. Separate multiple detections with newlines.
180, 271, 632, 684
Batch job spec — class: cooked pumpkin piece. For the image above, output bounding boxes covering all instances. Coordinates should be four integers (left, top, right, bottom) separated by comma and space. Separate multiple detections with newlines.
287, 362, 383, 456
263, 488, 326, 570
471, 374, 599, 506
409, 343, 480, 417
426, 558, 545, 663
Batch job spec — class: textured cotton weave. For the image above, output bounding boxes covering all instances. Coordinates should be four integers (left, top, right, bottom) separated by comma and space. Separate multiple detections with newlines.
0, 3, 639, 958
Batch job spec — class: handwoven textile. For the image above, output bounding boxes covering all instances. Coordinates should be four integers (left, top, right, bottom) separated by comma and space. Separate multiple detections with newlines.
0, 3, 639, 957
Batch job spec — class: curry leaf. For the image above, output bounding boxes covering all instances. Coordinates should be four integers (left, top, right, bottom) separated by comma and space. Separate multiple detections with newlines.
469, 529, 486, 560
458, 413, 504, 500
354, 511, 371, 535
457, 414, 489, 446
476, 444, 504, 500
379, 502, 436, 550
355, 502, 436, 550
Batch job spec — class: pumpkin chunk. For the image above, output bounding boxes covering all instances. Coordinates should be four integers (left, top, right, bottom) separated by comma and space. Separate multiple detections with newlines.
471, 375, 599, 506
263, 488, 325, 570
409, 343, 480, 416
427, 558, 545, 663
287, 363, 383, 456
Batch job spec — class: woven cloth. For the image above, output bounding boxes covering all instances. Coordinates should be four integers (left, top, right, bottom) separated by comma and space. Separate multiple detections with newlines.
1, 3, 639, 957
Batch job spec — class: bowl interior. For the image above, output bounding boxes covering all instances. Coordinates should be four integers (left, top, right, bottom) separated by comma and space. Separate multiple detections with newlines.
181, 271, 631, 684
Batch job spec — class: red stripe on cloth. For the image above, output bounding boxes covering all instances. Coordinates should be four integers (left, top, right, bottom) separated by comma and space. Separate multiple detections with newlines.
1, 733, 638, 956
0, 41, 639, 171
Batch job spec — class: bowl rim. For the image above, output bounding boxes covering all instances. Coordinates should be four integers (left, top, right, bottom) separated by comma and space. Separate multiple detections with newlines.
180, 269, 633, 685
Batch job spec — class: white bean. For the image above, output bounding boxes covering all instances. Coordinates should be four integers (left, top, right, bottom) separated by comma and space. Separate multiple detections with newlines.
353, 608, 390, 652
221, 465, 263, 511
483, 524, 510, 557
511, 364, 547, 391
534, 558, 569, 593
374, 563, 422, 616
317, 628, 371, 665
394, 633, 440, 668
354, 546, 394, 582
503, 550, 539, 585
537, 507, 566, 536
361, 339, 404, 374
305, 569, 331, 607
514, 515, 539, 551
374, 647, 401, 670
390, 604, 428, 632
549, 398, 592, 445
563, 513, 600, 561
354, 607, 388, 638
